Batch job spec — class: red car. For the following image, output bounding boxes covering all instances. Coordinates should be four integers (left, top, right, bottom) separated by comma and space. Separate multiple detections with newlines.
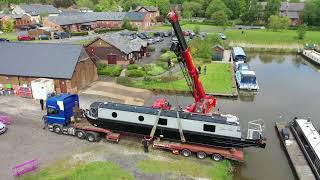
17, 35, 35, 41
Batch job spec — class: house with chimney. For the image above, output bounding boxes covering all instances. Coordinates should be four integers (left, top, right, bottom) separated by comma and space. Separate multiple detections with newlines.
12, 4, 60, 23
132, 6, 159, 24
279, 2, 305, 26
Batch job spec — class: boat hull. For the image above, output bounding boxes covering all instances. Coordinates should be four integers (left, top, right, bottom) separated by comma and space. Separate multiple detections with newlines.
86, 116, 265, 148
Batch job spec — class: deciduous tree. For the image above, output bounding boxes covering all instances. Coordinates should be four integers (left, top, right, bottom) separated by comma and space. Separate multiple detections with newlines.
297, 24, 307, 39
2, 19, 14, 33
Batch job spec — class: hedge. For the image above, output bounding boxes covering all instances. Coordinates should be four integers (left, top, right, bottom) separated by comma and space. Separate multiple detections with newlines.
94, 28, 123, 34
127, 69, 145, 77
148, 47, 155, 52
70, 31, 89, 36
127, 64, 140, 70
98, 65, 123, 77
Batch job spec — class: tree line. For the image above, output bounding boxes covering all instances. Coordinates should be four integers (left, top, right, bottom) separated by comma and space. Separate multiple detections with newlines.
1, 0, 320, 26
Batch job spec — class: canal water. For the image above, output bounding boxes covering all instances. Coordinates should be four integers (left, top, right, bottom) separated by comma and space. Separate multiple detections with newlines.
146, 53, 320, 180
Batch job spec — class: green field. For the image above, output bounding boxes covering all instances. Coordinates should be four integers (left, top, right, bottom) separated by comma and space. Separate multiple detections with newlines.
131, 62, 235, 94
224, 29, 320, 45
137, 158, 232, 180
150, 24, 224, 33
22, 161, 134, 180
0, 32, 17, 41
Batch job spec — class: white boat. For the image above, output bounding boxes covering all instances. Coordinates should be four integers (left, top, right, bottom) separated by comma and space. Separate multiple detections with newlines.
235, 70, 259, 90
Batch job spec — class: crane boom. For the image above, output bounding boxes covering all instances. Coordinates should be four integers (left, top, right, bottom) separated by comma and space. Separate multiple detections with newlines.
167, 11, 216, 114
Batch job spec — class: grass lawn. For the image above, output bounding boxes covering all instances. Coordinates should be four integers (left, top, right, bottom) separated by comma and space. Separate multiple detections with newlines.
224, 29, 320, 45
21, 161, 134, 180
150, 24, 224, 33
137, 158, 232, 180
0, 32, 17, 41
132, 62, 235, 94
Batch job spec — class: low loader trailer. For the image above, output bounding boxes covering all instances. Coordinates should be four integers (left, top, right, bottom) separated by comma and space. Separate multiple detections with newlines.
44, 94, 244, 162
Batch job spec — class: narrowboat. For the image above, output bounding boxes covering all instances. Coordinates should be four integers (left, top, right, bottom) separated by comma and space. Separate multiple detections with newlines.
232, 47, 246, 62
85, 102, 266, 149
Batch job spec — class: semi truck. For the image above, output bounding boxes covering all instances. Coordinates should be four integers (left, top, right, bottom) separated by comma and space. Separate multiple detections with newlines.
44, 93, 244, 162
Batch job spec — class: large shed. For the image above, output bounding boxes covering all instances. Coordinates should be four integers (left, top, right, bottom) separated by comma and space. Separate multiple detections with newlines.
0, 42, 98, 93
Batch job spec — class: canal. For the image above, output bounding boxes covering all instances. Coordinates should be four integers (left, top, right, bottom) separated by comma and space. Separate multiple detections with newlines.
146, 52, 320, 180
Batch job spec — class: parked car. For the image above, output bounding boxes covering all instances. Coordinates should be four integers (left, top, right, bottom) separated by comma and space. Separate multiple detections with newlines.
0, 122, 7, 134
137, 33, 147, 39
154, 32, 165, 37
0, 38, 9, 42
38, 34, 50, 40
235, 70, 259, 90
28, 24, 37, 29
17, 35, 35, 41
54, 32, 71, 39
19, 26, 31, 31
218, 33, 227, 40
171, 36, 178, 43
147, 38, 155, 45
34, 23, 43, 28
163, 32, 169, 37
154, 36, 164, 42
141, 32, 151, 39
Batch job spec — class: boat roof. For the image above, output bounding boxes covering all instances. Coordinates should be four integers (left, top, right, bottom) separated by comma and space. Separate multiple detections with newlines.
295, 119, 320, 159
233, 47, 246, 56
97, 102, 240, 126
241, 70, 256, 76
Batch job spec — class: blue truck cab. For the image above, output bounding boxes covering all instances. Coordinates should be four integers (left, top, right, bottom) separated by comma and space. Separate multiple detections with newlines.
46, 94, 79, 126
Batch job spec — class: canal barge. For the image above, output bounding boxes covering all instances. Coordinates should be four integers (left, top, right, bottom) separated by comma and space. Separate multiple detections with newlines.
86, 102, 266, 149
290, 118, 320, 179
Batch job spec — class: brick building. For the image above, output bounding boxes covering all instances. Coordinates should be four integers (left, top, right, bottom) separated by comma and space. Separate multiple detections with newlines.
279, 2, 305, 26
86, 33, 147, 65
0, 42, 98, 93
132, 6, 160, 24
11, 4, 60, 23
0, 14, 33, 28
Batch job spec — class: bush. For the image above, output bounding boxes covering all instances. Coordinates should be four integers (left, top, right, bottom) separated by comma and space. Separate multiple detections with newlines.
97, 63, 106, 71
148, 47, 155, 52
161, 47, 170, 53
116, 77, 134, 86
156, 61, 169, 70
94, 28, 123, 34
98, 65, 123, 77
146, 65, 166, 76
127, 64, 140, 70
143, 64, 155, 71
127, 69, 145, 77
160, 51, 177, 62
70, 31, 89, 36
160, 74, 180, 82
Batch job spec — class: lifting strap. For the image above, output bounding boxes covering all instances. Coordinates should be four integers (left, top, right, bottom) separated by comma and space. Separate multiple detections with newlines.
150, 109, 162, 138
176, 111, 186, 142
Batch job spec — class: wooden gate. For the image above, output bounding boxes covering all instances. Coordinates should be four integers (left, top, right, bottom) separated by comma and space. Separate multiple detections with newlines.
107, 55, 117, 64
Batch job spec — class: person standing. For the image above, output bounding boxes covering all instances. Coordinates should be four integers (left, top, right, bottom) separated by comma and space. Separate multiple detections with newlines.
197, 65, 201, 74
40, 99, 44, 111
204, 65, 207, 75
142, 137, 149, 153
167, 58, 171, 68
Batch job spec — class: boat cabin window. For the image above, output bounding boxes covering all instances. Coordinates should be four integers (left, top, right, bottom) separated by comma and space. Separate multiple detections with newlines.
203, 124, 216, 132
138, 115, 144, 121
158, 118, 167, 125
241, 75, 256, 84
47, 108, 59, 115
112, 112, 117, 118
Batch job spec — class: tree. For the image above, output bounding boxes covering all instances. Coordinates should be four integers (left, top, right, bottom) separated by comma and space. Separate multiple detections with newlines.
39, 12, 48, 23
205, 0, 231, 19
211, 10, 228, 25
297, 24, 307, 39
155, 0, 170, 16
2, 19, 14, 33
240, 0, 264, 25
122, 17, 133, 30
268, 15, 291, 31
194, 25, 200, 35
182, 1, 203, 18
222, 0, 247, 19
53, 0, 74, 8
264, 0, 281, 21
76, 0, 94, 9
302, 0, 320, 26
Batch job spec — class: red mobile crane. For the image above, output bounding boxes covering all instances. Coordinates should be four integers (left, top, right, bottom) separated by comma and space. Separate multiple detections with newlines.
152, 11, 216, 114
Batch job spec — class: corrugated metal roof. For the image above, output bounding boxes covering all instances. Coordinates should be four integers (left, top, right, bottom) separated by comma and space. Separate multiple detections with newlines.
19, 4, 60, 16
0, 42, 83, 79
47, 12, 146, 25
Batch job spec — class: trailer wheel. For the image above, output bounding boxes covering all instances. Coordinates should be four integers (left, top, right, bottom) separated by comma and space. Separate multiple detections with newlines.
196, 152, 207, 159
75, 130, 86, 139
86, 132, 99, 142
211, 154, 223, 162
53, 125, 62, 134
181, 149, 192, 157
